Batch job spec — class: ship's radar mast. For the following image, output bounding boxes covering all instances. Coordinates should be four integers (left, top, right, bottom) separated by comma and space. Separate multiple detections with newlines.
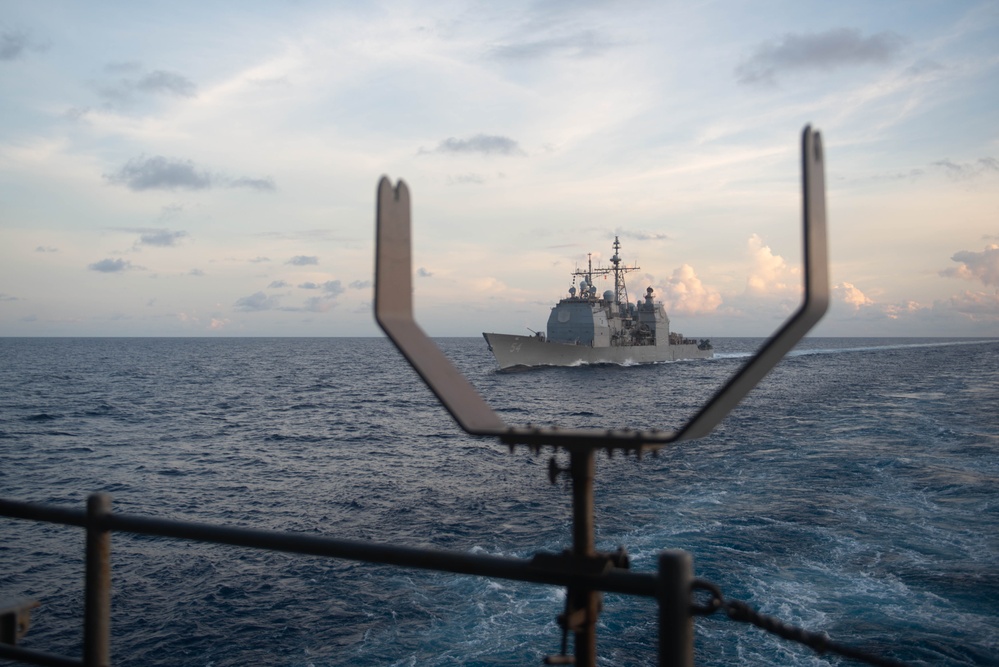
572, 236, 638, 311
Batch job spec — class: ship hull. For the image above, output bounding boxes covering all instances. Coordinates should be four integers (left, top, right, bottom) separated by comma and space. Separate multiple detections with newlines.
482, 332, 712, 370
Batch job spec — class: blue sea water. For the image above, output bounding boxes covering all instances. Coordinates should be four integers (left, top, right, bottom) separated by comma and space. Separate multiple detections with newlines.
0, 336, 997, 666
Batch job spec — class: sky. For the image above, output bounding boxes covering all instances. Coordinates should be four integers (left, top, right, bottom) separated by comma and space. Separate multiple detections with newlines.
1, 1, 997, 338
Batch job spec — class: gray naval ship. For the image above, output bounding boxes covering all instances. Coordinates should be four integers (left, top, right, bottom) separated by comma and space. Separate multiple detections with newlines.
483, 236, 713, 370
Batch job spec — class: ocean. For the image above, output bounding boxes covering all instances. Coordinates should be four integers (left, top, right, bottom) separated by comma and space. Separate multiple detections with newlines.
1, 337, 997, 666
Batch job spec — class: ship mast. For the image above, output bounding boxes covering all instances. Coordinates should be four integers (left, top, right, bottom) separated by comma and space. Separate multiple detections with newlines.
610, 236, 631, 308
572, 237, 639, 308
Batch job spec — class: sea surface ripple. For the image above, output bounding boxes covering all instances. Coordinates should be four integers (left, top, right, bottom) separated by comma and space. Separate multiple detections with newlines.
1, 337, 997, 666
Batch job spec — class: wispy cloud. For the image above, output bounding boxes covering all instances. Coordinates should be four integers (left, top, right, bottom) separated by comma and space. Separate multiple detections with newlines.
106, 156, 211, 191
447, 173, 486, 185
96, 67, 197, 105
104, 156, 275, 192
234, 291, 281, 311
287, 255, 319, 266
932, 157, 999, 181
1, 29, 47, 61
420, 134, 525, 156
615, 229, 670, 242
301, 281, 344, 312
228, 177, 276, 191
134, 70, 196, 96
736, 28, 905, 85
88, 258, 136, 273
489, 29, 617, 60
321, 280, 343, 295
125, 228, 188, 247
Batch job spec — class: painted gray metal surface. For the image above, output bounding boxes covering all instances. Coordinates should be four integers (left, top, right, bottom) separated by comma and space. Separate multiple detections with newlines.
482, 233, 711, 370
483, 332, 711, 371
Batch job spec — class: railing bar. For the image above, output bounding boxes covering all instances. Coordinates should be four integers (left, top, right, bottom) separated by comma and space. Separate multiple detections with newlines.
0, 498, 658, 597
0, 643, 84, 667
0, 500, 86, 528
106, 513, 658, 597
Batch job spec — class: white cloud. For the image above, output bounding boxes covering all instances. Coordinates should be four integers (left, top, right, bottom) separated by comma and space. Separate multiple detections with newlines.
745, 234, 798, 298
833, 282, 875, 311
937, 290, 999, 320
659, 264, 722, 315
1, 2, 996, 338
940, 244, 999, 286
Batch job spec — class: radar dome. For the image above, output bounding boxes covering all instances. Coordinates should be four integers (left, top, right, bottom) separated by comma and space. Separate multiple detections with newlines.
579, 280, 589, 292
603, 290, 614, 301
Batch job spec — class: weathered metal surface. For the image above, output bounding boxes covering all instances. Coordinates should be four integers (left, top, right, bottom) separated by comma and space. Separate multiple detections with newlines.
658, 551, 694, 667
84, 494, 111, 667
0, 599, 39, 645
0, 496, 658, 597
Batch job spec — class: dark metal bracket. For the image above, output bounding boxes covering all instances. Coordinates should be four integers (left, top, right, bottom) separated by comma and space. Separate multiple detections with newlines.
0, 599, 39, 646
375, 126, 828, 453
375, 126, 829, 666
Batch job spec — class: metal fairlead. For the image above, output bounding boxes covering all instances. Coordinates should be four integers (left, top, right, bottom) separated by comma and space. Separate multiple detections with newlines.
374, 126, 829, 667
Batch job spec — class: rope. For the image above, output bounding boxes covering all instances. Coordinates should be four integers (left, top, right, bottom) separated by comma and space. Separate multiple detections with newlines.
690, 579, 909, 667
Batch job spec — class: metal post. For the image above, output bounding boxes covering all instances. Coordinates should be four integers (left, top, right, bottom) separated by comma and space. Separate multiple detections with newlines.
84, 494, 111, 667
658, 550, 693, 667
569, 448, 599, 667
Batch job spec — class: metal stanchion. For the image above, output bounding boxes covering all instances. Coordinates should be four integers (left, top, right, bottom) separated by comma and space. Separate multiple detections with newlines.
83, 494, 111, 667
658, 551, 693, 667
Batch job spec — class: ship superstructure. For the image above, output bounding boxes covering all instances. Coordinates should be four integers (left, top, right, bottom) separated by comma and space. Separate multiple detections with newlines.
483, 236, 712, 370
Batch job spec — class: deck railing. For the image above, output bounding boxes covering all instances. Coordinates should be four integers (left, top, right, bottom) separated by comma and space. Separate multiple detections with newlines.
0, 493, 695, 667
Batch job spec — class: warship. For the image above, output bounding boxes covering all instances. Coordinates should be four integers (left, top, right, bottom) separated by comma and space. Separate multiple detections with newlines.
483, 236, 713, 370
